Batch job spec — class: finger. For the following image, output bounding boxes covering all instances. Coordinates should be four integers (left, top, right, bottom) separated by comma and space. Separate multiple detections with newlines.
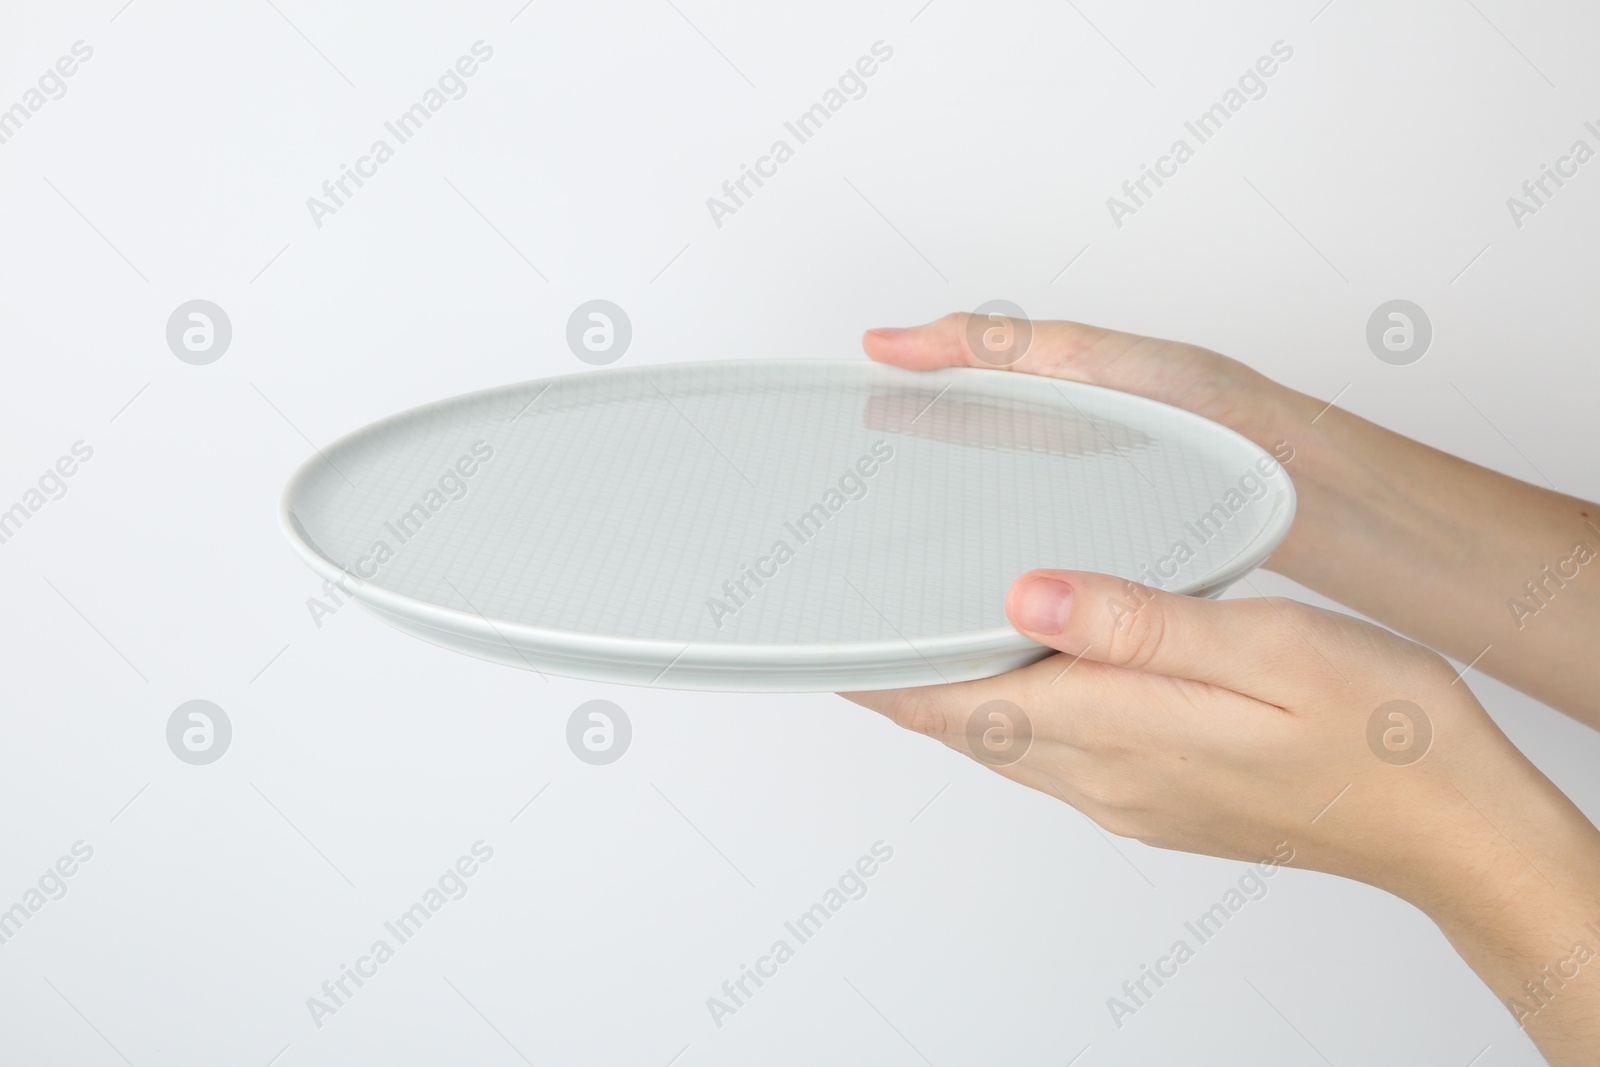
841, 649, 1080, 748
840, 675, 1000, 741
843, 678, 1083, 792
841, 650, 1192, 753
842, 646, 1283, 810
862, 311, 1153, 385
1005, 570, 1338, 706
840, 661, 1231, 805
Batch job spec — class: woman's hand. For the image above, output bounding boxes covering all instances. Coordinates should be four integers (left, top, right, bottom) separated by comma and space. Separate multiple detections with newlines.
845, 569, 1537, 903
842, 569, 1600, 1063
864, 313, 1293, 472
858, 311, 1600, 1060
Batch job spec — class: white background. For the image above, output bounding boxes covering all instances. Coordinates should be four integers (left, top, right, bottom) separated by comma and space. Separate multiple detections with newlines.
3, 0, 1598, 1064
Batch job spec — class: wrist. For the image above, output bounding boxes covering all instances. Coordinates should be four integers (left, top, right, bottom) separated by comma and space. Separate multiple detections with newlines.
1429, 821, 1600, 1054
1418, 781, 1600, 1067
1413, 764, 1600, 954
1184, 355, 1326, 482
1200, 371, 1338, 574
1248, 385, 1375, 579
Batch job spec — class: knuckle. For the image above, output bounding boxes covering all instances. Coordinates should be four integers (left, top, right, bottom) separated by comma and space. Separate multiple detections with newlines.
1105, 596, 1167, 670
1411, 645, 1464, 688
1091, 807, 1148, 842
938, 312, 980, 363
888, 689, 953, 737
1251, 596, 1326, 656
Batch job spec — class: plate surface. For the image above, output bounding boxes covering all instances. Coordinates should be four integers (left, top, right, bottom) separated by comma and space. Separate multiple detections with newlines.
280, 361, 1295, 691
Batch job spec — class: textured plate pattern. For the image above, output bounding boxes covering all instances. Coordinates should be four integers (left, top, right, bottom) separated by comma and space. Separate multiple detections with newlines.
280, 361, 1295, 690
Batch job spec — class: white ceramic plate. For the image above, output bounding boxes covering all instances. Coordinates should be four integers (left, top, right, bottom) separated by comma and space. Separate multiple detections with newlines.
279, 360, 1295, 691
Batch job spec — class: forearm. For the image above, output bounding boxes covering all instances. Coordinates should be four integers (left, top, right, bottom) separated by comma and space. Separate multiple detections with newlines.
1256, 386, 1600, 727
1415, 764, 1600, 1066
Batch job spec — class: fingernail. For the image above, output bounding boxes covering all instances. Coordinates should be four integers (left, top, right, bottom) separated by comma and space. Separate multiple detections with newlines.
1013, 578, 1073, 634
866, 327, 906, 339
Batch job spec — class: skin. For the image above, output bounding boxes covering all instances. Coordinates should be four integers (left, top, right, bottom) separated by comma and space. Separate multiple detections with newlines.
843, 313, 1600, 1065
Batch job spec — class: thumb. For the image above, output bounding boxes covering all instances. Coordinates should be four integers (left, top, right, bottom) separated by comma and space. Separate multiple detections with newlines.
1005, 569, 1332, 705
